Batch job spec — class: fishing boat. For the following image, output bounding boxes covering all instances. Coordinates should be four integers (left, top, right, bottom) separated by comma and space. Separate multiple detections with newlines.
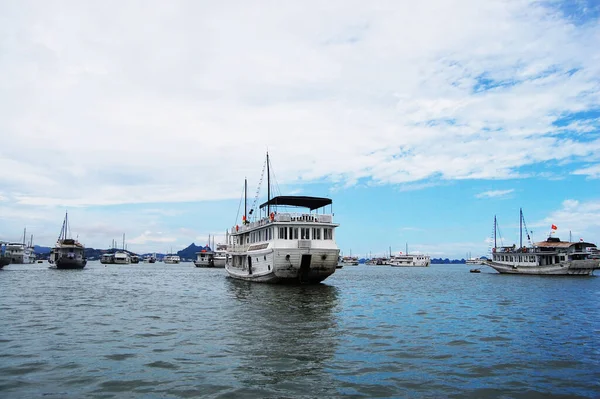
49, 212, 87, 269
225, 153, 340, 284
487, 209, 600, 275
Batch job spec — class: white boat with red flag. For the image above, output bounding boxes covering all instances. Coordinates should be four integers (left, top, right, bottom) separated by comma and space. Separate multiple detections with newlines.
225, 153, 340, 284
487, 209, 599, 275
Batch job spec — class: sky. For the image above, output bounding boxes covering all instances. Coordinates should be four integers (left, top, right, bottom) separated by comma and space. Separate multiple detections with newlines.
1, 0, 599, 259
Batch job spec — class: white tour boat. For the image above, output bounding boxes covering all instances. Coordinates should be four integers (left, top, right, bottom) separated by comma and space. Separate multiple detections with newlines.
164, 255, 180, 264
487, 209, 600, 275
113, 251, 130, 264
4, 229, 36, 264
225, 153, 340, 284
389, 253, 431, 267
49, 212, 87, 269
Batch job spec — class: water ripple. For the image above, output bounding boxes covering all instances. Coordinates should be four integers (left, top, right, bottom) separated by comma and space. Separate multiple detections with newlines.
0, 262, 599, 398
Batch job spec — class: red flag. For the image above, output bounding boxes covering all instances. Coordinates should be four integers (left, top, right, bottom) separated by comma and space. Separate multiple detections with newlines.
551, 224, 557, 230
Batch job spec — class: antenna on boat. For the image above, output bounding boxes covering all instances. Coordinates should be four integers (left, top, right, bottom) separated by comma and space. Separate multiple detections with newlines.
244, 178, 247, 224
267, 151, 270, 217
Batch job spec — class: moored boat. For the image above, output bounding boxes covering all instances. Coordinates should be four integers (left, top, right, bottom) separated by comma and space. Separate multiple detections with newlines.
100, 253, 115, 264
225, 153, 340, 284
339, 255, 359, 266
143, 253, 157, 263
389, 253, 430, 267
194, 245, 215, 267
113, 251, 130, 264
164, 254, 180, 264
49, 212, 87, 269
487, 209, 600, 275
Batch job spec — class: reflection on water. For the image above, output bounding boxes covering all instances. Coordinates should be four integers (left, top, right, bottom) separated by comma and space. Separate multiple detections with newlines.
225, 279, 340, 396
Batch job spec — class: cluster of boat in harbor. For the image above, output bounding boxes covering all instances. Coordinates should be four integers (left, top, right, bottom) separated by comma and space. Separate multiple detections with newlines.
2, 154, 599, 279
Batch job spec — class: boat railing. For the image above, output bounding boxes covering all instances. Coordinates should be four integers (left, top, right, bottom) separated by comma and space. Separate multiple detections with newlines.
232, 213, 334, 233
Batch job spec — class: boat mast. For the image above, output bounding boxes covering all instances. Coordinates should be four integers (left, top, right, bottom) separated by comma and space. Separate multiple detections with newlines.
244, 178, 247, 223
267, 152, 270, 217
494, 215, 497, 249
519, 208, 523, 248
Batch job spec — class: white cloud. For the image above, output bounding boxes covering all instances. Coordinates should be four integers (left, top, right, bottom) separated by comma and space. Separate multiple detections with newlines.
572, 164, 600, 179
0, 0, 599, 208
476, 189, 515, 198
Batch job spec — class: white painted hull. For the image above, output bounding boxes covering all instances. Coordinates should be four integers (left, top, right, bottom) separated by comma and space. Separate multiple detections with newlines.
389, 262, 430, 267
226, 248, 339, 284
487, 259, 599, 275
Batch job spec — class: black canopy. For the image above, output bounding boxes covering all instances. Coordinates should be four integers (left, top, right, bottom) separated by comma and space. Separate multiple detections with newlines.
259, 196, 332, 211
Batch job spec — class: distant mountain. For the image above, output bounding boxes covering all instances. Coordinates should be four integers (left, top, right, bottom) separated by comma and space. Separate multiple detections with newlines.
177, 243, 205, 260
34, 245, 52, 254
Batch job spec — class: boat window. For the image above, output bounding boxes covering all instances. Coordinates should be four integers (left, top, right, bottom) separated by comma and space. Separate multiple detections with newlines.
312, 228, 321, 240
279, 227, 288, 240
324, 228, 333, 240
301, 228, 310, 240
291, 227, 298, 240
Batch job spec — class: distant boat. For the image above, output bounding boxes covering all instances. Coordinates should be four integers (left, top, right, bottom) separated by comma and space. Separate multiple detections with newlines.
143, 254, 157, 263
466, 257, 486, 265
3, 229, 36, 264
113, 251, 130, 264
225, 152, 340, 284
100, 253, 115, 264
389, 247, 431, 267
164, 255, 180, 264
130, 255, 140, 264
339, 256, 359, 266
49, 212, 87, 269
487, 209, 600, 275
194, 245, 215, 267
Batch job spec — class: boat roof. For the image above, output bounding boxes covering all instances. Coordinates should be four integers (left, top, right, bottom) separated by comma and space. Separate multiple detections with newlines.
259, 196, 332, 211
535, 240, 596, 248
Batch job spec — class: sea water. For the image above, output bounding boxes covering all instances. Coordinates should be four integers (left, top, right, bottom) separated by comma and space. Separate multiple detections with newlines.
1, 262, 599, 398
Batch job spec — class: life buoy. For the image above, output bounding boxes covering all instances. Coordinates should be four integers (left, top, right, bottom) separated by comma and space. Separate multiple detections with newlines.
235, 225, 239, 232
270, 212, 275, 221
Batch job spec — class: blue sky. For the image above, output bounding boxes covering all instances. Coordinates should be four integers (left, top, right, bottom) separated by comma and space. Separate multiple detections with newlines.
1, 0, 599, 259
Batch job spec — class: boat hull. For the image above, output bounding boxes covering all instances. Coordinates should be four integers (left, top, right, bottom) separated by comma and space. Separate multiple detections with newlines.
55, 257, 87, 269
226, 248, 339, 284
487, 259, 599, 275
0, 257, 10, 269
